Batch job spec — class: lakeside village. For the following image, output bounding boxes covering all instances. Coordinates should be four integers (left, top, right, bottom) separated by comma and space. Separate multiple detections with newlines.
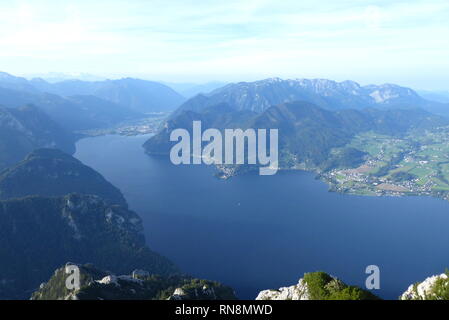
77, 113, 169, 137
319, 130, 449, 201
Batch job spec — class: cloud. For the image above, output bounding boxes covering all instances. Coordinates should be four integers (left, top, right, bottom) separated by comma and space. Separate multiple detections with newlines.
0, 0, 448, 89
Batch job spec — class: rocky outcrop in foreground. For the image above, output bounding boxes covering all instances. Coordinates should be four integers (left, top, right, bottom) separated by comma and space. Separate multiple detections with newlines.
400, 273, 449, 300
31, 268, 449, 300
32, 264, 236, 300
256, 279, 311, 300
257, 271, 449, 301
256, 272, 380, 300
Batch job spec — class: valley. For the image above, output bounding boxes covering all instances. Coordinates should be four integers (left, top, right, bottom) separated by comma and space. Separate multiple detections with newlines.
322, 127, 449, 200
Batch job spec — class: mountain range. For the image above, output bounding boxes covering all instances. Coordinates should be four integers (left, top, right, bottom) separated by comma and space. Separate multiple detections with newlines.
145, 100, 448, 170
173, 78, 449, 116
24, 72, 106, 83
0, 72, 186, 136
29, 77, 185, 113
145, 77, 449, 173
0, 72, 185, 114
0, 86, 143, 131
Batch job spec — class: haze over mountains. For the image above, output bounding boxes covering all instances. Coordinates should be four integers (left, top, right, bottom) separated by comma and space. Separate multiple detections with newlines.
29, 77, 185, 113
2, 71, 448, 133
24, 72, 107, 83
0, 72, 185, 131
418, 90, 449, 104
163, 81, 227, 98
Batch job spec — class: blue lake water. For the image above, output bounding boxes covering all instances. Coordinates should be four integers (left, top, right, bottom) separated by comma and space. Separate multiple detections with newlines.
75, 134, 449, 299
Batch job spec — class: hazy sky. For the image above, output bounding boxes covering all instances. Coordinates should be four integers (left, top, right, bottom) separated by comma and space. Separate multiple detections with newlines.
1, 0, 448, 89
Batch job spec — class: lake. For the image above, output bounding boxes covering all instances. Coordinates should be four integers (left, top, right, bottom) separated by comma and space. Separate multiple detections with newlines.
75, 134, 449, 299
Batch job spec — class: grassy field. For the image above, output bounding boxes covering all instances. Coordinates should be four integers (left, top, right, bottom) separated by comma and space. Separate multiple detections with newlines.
324, 127, 449, 199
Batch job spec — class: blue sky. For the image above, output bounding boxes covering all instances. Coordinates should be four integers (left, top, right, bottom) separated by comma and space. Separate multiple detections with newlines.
0, 0, 448, 89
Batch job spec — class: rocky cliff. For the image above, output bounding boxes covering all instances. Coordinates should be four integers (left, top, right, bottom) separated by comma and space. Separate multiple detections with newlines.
400, 272, 449, 300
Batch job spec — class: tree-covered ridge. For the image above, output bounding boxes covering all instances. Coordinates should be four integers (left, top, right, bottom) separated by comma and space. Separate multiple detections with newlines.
0, 194, 178, 299
0, 148, 127, 207
0, 105, 76, 170
144, 100, 447, 170
32, 263, 236, 300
